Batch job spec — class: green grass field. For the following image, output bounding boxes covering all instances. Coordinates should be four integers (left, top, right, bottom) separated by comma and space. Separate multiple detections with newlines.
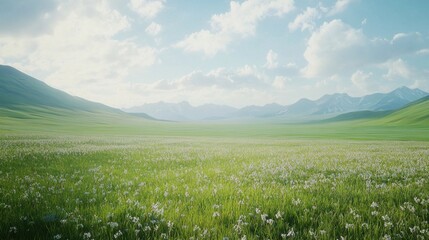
1, 105, 429, 141
1, 134, 429, 239
1, 104, 429, 239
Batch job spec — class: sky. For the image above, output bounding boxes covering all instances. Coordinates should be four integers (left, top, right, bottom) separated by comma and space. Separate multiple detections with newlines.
1, 0, 429, 108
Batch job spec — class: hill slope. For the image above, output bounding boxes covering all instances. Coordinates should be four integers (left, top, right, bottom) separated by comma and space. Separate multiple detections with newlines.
0, 65, 160, 132
327, 95, 429, 126
0, 65, 119, 113
372, 96, 429, 125
325, 110, 393, 122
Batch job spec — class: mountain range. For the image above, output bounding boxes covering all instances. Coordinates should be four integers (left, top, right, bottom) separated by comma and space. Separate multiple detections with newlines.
125, 87, 428, 121
1, 64, 428, 127
125, 101, 237, 121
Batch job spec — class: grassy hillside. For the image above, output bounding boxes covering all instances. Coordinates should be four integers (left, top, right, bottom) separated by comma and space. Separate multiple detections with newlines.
324, 110, 393, 122
0, 65, 119, 113
1, 106, 428, 141
0, 105, 160, 135
372, 96, 429, 126
325, 95, 429, 127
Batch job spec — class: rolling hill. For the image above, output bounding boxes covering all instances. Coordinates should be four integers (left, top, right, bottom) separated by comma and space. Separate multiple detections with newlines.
325, 110, 393, 122
327, 95, 429, 126
372, 95, 429, 125
0, 65, 159, 133
0, 65, 121, 113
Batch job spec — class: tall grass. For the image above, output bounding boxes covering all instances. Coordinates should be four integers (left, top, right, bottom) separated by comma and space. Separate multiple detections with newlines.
0, 136, 428, 239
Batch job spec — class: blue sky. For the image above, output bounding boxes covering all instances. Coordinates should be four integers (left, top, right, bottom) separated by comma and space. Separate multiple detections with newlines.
1, 0, 428, 108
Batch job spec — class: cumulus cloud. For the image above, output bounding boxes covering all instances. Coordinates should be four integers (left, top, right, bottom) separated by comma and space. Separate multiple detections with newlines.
176, 0, 294, 56
0, 1, 158, 107
264, 50, 279, 69
153, 65, 268, 90
130, 65, 300, 107
145, 22, 162, 36
382, 58, 411, 80
351, 70, 373, 91
288, 7, 320, 32
272, 76, 290, 89
175, 30, 230, 56
128, 0, 165, 19
329, 0, 356, 15
302, 19, 428, 78
288, 0, 354, 32
302, 19, 366, 77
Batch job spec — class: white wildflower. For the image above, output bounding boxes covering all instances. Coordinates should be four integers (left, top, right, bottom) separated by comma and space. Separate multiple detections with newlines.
113, 230, 123, 239
287, 228, 295, 237
345, 223, 354, 229
83, 232, 91, 239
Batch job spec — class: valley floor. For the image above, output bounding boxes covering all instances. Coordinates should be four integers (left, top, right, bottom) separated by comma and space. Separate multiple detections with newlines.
0, 135, 428, 239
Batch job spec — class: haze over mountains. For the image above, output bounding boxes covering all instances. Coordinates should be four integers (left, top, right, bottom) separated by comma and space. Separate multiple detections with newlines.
1, 64, 429, 126
125, 87, 428, 121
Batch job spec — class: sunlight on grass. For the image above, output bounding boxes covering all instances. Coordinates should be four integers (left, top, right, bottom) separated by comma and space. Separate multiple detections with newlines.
1, 136, 428, 239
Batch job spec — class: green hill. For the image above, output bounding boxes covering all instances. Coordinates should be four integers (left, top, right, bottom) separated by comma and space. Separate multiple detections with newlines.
325, 110, 393, 122
371, 95, 429, 126
0, 65, 160, 134
326, 95, 429, 126
0, 65, 119, 113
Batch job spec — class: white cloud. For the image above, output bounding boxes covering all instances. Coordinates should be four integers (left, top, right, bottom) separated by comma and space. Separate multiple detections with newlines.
209, 0, 293, 36
272, 76, 290, 89
302, 19, 366, 78
264, 50, 279, 69
286, 62, 297, 69
153, 65, 268, 90
288, 7, 320, 32
128, 0, 165, 19
416, 48, 429, 55
0, 1, 158, 108
129, 65, 282, 107
175, 30, 230, 56
302, 19, 428, 78
176, 0, 294, 56
382, 58, 411, 80
145, 22, 162, 36
329, 0, 355, 15
351, 70, 373, 91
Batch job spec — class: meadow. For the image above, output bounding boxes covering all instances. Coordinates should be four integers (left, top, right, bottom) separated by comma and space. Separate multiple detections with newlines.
1, 134, 428, 239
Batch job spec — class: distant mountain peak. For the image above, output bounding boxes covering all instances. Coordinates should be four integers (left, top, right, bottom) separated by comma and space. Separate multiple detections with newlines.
121, 85, 429, 121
